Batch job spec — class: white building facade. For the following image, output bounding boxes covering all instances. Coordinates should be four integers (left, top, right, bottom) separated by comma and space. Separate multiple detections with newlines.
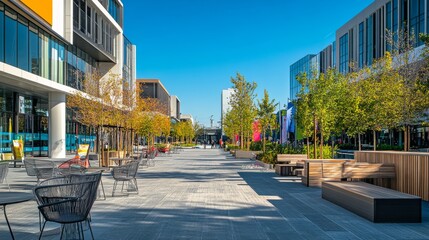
0, 0, 136, 158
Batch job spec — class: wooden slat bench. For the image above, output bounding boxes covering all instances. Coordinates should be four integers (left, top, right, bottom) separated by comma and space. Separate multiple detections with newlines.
301, 159, 354, 187
275, 163, 303, 176
322, 181, 421, 223
276, 154, 307, 164
275, 154, 307, 176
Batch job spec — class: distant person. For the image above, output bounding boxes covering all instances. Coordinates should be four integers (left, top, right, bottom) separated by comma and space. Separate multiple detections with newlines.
219, 139, 223, 149
211, 140, 215, 149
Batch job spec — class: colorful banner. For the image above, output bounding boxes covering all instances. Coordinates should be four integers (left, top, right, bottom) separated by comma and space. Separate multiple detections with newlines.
252, 120, 261, 142
12, 139, 24, 160
281, 110, 287, 144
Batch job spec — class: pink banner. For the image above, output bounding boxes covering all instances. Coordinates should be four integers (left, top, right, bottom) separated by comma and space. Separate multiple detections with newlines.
253, 120, 261, 142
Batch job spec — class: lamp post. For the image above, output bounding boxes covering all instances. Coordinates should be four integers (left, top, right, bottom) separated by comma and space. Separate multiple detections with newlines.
203, 126, 206, 149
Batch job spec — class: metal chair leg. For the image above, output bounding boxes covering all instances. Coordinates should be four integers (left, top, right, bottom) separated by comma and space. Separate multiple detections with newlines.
39, 220, 47, 240
112, 181, 118, 197
88, 219, 95, 240
133, 178, 139, 194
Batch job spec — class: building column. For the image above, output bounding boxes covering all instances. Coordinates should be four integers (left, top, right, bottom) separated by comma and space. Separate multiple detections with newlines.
49, 92, 66, 158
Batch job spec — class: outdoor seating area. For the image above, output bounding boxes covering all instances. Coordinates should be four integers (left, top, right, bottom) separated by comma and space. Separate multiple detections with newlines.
1, 149, 429, 239
0, 144, 184, 239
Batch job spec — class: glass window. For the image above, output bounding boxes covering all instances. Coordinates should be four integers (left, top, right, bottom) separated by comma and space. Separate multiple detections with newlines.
17, 17, 29, 71
29, 24, 39, 75
400, 0, 408, 31
0, 3, 4, 62
79, 0, 85, 33
386, 2, 392, 52
58, 43, 65, 84
366, 16, 373, 66
5, 8, 17, 67
393, 0, 398, 47
94, 12, 99, 43
339, 33, 348, 74
39, 30, 50, 79
359, 22, 364, 68
50, 38, 58, 82
87, 6, 91, 35
101, 19, 105, 47
73, 0, 79, 28
409, 0, 424, 46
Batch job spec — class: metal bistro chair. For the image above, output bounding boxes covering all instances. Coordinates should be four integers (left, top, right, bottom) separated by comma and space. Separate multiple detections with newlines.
34, 172, 101, 240
111, 160, 140, 196
0, 162, 10, 191
147, 149, 157, 167
24, 159, 56, 183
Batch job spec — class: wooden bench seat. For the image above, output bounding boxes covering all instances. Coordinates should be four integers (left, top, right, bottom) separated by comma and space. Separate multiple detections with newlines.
322, 181, 421, 223
275, 163, 303, 176
276, 154, 307, 164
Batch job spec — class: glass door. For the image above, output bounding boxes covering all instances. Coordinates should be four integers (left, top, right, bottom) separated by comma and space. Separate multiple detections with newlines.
17, 113, 34, 157
33, 115, 48, 156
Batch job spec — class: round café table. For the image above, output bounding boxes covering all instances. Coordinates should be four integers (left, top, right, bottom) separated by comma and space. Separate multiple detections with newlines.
0, 192, 33, 240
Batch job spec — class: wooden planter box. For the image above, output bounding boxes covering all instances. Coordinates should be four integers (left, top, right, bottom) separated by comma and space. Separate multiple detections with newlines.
101, 150, 127, 167
255, 160, 274, 169
235, 150, 260, 159
355, 151, 429, 201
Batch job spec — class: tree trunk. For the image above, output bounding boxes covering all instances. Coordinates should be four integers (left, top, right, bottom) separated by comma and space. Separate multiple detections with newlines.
407, 125, 411, 151
320, 122, 323, 159
358, 134, 362, 151
262, 127, 266, 152
313, 117, 317, 159
373, 130, 377, 151
404, 127, 408, 151
331, 135, 335, 159
306, 137, 310, 159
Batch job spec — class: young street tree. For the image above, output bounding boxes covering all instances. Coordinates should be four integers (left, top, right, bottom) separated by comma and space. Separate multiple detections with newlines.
67, 72, 125, 162
387, 30, 429, 151
256, 89, 278, 152
228, 73, 257, 150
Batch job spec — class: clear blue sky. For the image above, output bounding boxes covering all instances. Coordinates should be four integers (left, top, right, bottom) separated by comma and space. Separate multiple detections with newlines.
123, 0, 373, 127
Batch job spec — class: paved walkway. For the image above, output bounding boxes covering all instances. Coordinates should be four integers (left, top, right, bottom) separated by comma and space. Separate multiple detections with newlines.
1, 149, 429, 239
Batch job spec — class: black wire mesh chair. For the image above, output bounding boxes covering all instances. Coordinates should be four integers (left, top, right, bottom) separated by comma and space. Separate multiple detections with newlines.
0, 162, 10, 191
34, 172, 101, 240
111, 160, 140, 196
24, 159, 56, 183
147, 149, 157, 167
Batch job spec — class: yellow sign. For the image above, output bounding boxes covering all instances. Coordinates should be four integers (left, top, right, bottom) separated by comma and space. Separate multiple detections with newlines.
20, 0, 53, 25
12, 139, 24, 160
77, 144, 90, 159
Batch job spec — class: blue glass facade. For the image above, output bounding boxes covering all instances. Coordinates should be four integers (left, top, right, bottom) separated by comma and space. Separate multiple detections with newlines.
366, 15, 373, 66
358, 22, 364, 68
0, 2, 96, 91
339, 33, 348, 74
409, 0, 425, 47
290, 54, 317, 100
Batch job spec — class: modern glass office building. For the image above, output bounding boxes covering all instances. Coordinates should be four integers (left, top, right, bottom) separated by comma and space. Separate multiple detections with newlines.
0, 0, 136, 158
336, 0, 427, 74
289, 54, 317, 101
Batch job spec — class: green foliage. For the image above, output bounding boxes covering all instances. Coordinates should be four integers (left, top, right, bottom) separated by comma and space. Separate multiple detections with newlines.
304, 144, 338, 159
226, 145, 239, 151
249, 141, 262, 151
224, 73, 257, 149
337, 143, 357, 150
376, 144, 403, 151
256, 89, 278, 152
277, 144, 306, 154
255, 151, 277, 164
